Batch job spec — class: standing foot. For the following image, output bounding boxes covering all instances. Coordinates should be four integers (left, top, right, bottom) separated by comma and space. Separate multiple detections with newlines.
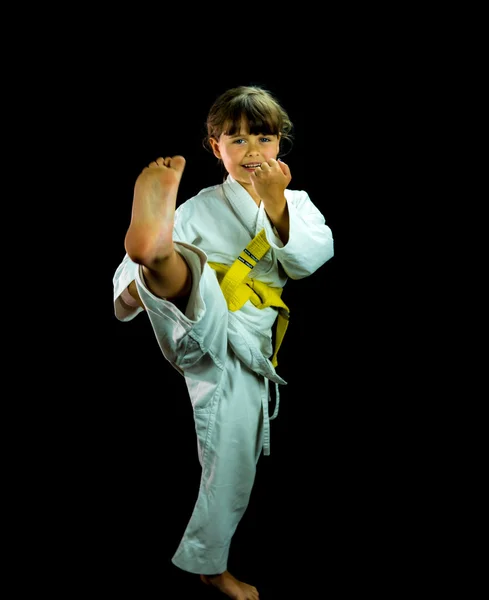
200, 570, 259, 599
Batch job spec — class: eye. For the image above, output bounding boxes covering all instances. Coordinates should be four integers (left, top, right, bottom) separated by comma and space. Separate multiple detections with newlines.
233, 139, 245, 144
261, 137, 272, 143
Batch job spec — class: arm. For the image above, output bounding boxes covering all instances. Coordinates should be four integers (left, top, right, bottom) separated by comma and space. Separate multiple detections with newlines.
263, 190, 334, 280
264, 195, 290, 245
252, 158, 291, 245
251, 160, 334, 279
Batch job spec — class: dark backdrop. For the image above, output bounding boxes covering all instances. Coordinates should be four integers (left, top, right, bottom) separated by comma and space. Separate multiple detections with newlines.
14, 12, 430, 596
50, 63, 401, 597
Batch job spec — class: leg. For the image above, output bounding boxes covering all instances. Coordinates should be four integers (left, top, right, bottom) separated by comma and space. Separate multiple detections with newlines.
124, 155, 191, 301
172, 356, 264, 599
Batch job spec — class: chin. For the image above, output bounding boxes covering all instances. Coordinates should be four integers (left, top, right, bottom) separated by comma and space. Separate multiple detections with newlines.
233, 173, 251, 184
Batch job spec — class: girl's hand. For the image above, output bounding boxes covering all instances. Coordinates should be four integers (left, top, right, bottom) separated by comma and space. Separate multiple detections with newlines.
250, 158, 291, 204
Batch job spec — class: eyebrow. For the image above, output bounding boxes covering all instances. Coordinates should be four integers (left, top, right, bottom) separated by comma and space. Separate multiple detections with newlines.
228, 133, 275, 138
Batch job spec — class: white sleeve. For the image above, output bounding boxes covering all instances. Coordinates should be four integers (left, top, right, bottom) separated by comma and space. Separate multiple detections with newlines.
262, 190, 334, 279
113, 253, 145, 321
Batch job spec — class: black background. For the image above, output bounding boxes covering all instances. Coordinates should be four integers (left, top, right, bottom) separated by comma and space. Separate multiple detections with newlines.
103, 76, 346, 593
88, 73, 388, 598
4, 1, 459, 591
27, 37, 422, 596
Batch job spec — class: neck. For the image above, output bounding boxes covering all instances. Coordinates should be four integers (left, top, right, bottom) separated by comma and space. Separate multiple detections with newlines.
238, 181, 261, 206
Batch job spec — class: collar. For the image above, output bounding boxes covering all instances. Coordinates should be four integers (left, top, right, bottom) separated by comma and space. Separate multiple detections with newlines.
223, 174, 269, 238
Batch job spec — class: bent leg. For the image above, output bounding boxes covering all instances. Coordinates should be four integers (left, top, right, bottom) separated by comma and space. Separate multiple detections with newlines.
125, 155, 192, 301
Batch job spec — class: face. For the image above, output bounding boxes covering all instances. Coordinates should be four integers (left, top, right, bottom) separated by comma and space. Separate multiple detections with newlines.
209, 120, 281, 199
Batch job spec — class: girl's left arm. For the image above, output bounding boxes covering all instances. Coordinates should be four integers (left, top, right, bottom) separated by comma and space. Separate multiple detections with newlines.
262, 190, 334, 279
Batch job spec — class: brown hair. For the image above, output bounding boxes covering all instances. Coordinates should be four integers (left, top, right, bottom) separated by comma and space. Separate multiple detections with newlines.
203, 85, 294, 160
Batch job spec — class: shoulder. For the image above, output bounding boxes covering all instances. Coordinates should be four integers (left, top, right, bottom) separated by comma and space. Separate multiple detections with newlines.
284, 188, 311, 205
284, 188, 325, 220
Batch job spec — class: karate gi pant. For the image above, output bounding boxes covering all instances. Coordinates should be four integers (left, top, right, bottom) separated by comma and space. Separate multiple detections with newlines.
125, 242, 277, 575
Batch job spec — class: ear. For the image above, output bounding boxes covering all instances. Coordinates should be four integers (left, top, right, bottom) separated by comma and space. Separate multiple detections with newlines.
209, 137, 222, 159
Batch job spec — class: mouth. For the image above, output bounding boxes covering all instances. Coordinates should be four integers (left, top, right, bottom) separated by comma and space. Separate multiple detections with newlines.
241, 163, 261, 171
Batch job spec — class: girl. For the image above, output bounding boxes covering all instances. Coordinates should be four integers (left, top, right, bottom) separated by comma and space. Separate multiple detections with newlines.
113, 85, 334, 599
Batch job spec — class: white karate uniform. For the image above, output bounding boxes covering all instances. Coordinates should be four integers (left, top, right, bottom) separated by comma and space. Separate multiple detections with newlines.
113, 174, 334, 575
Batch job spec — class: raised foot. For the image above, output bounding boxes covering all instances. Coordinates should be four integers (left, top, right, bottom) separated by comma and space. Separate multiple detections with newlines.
124, 156, 186, 265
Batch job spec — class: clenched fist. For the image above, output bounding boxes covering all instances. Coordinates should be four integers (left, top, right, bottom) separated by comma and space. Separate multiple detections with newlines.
250, 158, 292, 204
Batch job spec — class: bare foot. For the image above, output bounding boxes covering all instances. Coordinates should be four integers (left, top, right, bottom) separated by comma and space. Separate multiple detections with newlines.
124, 155, 186, 265
200, 571, 259, 599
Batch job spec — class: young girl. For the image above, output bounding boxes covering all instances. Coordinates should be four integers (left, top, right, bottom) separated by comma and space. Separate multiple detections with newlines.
113, 85, 334, 599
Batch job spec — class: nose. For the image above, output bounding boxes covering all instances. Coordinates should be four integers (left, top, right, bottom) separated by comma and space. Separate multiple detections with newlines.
246, 139, 261, 156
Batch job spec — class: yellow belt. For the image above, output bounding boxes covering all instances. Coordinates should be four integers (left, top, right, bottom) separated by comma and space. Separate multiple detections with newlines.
208, 228, 290, 368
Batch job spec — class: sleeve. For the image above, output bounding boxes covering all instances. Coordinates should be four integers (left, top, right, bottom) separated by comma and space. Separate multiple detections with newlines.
113, 252, 145, 321
262, 189, 334, 280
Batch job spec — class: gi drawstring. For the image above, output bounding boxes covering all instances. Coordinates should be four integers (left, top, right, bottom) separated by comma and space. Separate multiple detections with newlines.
269, 382, 280, 420
262, 382, 281, 456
